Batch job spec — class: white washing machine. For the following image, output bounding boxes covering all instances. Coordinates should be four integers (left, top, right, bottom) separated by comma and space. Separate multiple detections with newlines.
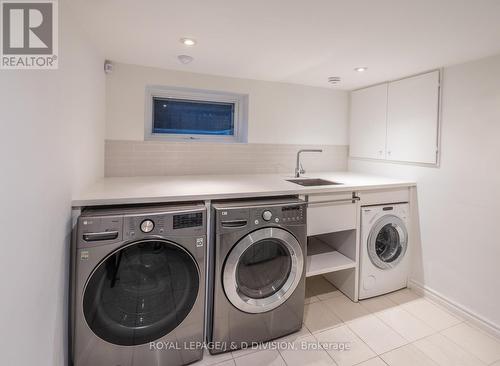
359, 203, 410, 299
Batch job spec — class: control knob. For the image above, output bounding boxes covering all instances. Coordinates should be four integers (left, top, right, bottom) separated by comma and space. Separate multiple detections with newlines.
140, 219, 155, 233
262, 210, 273, 221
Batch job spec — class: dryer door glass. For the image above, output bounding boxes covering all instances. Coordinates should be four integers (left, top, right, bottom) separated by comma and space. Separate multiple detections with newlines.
368, 215, 408, 270
236, 238, 292, 299
83, 240, 199, 346
223, 227, 304, 314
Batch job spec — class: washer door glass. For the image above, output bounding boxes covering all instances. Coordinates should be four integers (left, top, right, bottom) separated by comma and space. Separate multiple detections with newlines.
368, 215, 408, 270
83, 240, 199, 346
223, 227, 304, 314
236, 238, 292, 299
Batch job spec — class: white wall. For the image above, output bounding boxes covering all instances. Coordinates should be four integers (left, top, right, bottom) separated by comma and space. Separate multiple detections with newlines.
106, 62, 349, 145
0, 3, 105, 366
350, 54, 500, 331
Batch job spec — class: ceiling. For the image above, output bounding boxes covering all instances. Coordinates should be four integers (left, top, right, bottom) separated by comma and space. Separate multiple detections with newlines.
71, 0, 500, 90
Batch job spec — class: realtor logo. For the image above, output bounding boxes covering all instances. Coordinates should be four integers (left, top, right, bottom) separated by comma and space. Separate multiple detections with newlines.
1, 0, 58, 69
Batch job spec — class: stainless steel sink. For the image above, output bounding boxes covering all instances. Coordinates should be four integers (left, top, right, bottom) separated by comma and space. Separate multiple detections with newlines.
286, 178, 342, 186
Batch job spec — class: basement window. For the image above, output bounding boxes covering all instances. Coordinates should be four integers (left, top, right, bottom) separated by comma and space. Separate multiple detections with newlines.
145, 86, 248, 142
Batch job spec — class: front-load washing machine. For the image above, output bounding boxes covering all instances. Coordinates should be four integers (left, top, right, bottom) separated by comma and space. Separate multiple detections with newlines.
71, 204, 206, 366
209, 197, 307, 354
359, 203, 410, 299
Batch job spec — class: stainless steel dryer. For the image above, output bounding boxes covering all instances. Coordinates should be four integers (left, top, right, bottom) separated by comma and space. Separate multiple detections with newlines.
71, 204, 206, 366
209, 197, 307, 354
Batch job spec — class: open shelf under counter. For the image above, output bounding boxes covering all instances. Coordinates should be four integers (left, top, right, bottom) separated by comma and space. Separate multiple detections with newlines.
305, 236, 356, 277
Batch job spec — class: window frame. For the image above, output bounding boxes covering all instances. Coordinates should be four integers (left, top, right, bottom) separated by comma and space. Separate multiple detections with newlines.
145, 85, 248, 143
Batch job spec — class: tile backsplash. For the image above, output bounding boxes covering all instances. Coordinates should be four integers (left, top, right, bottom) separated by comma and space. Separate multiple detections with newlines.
105, 140, 348, 177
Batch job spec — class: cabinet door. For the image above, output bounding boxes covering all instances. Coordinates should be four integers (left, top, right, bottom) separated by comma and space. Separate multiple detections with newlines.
349, 83, 388, 160
386, 70, 440, 164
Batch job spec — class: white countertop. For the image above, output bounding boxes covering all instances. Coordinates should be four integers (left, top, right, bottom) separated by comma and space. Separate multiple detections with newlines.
72, 172, 415, 207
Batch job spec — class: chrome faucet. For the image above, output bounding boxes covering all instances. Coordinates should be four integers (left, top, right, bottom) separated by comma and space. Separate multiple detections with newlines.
295, 149, 323, 177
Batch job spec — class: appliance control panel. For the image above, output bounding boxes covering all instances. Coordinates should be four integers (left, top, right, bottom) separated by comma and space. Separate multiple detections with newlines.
215, 199, 306, 231
77, 206, 206, 248
249, 204, 305, 226
280, 205, 305, 223
124, 214, 167, 239
123, 211, 205, 240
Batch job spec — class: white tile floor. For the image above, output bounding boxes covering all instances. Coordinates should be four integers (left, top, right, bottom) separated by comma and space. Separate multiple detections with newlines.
194, 276, 500, 366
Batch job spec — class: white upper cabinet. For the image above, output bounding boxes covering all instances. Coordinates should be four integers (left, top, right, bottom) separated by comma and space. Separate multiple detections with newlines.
349, 70, 440, 165
350, 84, 388, 160
386, 70, 440, 164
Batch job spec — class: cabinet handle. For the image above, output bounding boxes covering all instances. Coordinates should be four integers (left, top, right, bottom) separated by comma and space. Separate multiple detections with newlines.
307, 196, 360, 207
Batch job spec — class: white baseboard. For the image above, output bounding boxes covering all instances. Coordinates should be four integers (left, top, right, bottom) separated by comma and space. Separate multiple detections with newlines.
408, 279, 500, 339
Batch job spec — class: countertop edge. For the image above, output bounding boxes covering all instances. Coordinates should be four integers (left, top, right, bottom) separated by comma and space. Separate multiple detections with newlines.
71, 181, 416, 208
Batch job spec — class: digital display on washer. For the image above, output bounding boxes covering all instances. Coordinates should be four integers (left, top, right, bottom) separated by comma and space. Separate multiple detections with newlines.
282, 206, 301, 212
173, 212, 203, 229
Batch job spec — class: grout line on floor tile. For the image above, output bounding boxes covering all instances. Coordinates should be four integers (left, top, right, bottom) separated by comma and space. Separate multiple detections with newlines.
231, 350, 258, 360
302, 323, 311, 333
461, 320, 500, 342
325, 319, 383, 357
421, 296, 471, 323
276, 349, 288, 366
437, 319, 466, 334
353, 356, 389, 366
344, 322, 384, 356
367, 302, 440, 343
377, 341, 416, 358
315, 334, 341, 366
438, 321, 500, 363
309, 322, 345, 335
310, 321, 351, 338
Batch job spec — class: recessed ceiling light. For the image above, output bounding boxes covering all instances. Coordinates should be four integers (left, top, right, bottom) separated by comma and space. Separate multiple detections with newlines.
177, 55, 194, 64
354, 67, 368, 72
328, 76, 341, 84
180, 38, 196, 46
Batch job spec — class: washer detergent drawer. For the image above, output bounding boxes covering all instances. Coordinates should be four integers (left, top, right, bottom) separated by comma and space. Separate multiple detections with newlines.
307, 193, 357, 236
